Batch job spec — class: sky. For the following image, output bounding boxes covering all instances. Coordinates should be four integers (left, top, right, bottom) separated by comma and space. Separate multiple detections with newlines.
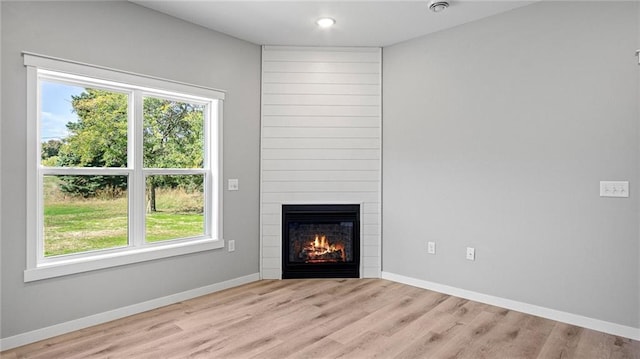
40, 81, 84, 141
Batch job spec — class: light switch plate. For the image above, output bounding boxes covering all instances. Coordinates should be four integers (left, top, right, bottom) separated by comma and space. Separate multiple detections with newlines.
600, 181, 629, 198
427, 242, 436, 254
228, 240, 235, 252
228, 179, 239, 191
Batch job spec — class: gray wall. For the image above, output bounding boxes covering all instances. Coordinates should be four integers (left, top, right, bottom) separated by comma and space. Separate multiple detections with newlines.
383, 1, 639, 328
1, 1, 260, 338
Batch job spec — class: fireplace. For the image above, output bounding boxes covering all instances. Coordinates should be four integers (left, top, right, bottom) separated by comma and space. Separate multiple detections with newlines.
282, 204, 360, 279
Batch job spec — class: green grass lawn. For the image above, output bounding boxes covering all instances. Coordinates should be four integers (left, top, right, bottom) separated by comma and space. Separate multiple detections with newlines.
44, 178, 204, 257
44, 198, 129, 256
146, 211, 204, 243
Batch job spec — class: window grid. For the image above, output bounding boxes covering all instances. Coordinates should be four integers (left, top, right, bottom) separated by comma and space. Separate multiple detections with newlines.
24, 53, 225, 281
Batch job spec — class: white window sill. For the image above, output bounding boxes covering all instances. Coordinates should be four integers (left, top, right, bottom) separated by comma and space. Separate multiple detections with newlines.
24, 239, 225, 282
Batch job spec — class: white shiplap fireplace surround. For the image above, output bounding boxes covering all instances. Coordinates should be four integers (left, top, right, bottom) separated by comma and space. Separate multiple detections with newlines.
260, 46, 382, 279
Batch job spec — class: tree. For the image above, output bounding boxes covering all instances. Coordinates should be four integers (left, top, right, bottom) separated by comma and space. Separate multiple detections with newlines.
41, 139, 62, 160
56, 89, 128, 197
143, 97, 204, 212
56, 89, 204, 205
41, 139, 62, 167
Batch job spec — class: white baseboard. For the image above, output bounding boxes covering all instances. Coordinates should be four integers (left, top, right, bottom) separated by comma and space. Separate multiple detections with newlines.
381, 271, 640, 341
0, 273, 260, 351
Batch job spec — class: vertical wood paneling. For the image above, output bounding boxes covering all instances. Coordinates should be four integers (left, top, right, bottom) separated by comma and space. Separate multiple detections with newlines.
261, 46, 382, 279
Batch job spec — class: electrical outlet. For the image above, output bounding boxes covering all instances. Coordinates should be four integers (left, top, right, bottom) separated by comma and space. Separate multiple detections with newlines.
228, 240, 235, 252
228, 179, 239, 191
427, 241, 436, 254
600, 181, 629, 198
466, 247, 475, 261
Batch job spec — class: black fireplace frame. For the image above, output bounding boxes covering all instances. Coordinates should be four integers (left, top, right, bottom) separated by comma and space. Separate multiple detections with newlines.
282, 204, 360, 279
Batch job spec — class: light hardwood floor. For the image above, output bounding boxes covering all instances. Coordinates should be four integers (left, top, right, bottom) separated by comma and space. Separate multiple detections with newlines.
2, 279, 639, 358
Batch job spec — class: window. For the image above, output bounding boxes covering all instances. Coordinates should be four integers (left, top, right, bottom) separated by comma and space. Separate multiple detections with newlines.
24, 53, 225, 281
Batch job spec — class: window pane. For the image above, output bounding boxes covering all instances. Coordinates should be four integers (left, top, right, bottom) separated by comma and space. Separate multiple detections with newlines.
145, 175, 205, 242
143, 97, 204, 168
43, 175, 128, 257
40, 81, 128, 168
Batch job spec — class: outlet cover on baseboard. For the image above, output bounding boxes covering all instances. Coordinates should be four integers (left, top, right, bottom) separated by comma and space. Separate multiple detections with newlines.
600, 181, 629, 198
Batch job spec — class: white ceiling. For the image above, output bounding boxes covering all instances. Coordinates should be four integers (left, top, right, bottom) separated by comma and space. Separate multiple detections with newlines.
132, 1, 536, 47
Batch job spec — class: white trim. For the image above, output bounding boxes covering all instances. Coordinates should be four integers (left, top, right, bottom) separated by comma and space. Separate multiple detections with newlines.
259, 46, 265, 280
40, 168, 133, 175
132, 90, 145, 247
25, 239, 224, 282
375, 47, 383, 277
215, 100, 224, 243
26, 66, 39, 271
23, 52, 225, 100
1, 273, 260, 351
381, 271, 640, 341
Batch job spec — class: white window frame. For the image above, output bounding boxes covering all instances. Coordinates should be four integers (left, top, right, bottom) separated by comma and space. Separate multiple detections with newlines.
24, 52, 225, 282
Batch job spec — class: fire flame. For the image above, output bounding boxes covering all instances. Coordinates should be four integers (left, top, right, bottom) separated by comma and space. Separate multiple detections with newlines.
313, 235, 328, 250
305, 234, 345, 262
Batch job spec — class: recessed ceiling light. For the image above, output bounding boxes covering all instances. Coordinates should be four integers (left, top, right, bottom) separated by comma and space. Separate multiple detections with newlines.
316, 17, 336, 29
429, 0, 449, 13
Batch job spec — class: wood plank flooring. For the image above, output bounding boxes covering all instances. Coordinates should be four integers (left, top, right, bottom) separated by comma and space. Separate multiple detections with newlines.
2, 279, 639, 358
